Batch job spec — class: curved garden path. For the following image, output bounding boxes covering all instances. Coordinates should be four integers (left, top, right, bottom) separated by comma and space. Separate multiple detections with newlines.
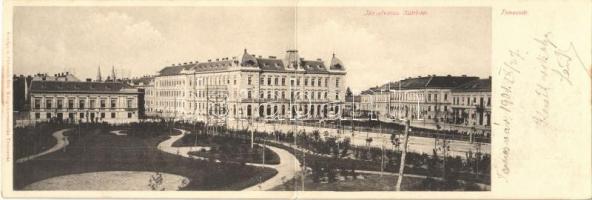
109, 130, 128, 136
157, 129, 302, 191
16, 128, 72, 163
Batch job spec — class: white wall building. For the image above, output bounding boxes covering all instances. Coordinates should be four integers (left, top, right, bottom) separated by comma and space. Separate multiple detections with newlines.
29, 80, 140, 124
148, 49, 347, 122
360, 75, 491, 135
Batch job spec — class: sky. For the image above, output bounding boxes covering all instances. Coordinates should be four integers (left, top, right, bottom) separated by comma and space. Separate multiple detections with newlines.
13, 6, 491, 93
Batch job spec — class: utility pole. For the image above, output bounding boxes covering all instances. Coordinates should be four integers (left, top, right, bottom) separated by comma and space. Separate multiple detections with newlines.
262, 139, 266, 165
443, 135, 448, 181
381, 142, 384, 177
251, 126, 254, 149
206, 83, 209, 136
395, 119, 410, 191
193, 74, 199, 147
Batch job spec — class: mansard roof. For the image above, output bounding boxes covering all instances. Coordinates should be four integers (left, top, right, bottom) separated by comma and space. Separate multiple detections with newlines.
384, 75, 479, 90
241, 49, 258, 66
452, 78, 491, 92
157, 49, 345, 76
330, 53, 345, 71
30, 80, 138, 94
256, 58, 285, 71
300, 60, 329, 73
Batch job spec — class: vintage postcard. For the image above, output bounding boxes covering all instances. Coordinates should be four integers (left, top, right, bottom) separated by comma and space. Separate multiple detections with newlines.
1, 0, 590, 199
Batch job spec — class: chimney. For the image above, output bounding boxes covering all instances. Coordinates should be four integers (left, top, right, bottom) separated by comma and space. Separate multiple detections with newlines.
86, 78, 92, 82
258, 55, 262, 58
189, 61, 193, 64
216, 58, 219, 61
462, 74, 467, 77
208, 59, 211, 62
269, 56, 276, 59
316, 58, 322, 61
172, 64, 176, 66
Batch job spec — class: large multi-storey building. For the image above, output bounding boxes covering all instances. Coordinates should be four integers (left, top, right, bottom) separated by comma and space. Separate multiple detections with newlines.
148, 49, 347, 122
360, 75, 491, 135
29, 78, 140, 124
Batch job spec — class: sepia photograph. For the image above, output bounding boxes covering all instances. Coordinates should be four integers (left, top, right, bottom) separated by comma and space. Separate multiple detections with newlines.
9, 6, 492, 192
3, 1, 590, 199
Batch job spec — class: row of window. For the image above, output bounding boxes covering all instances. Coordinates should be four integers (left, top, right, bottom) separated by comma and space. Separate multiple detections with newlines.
452, 96, 491, 107
34, 112, 134, 119
365, 93, 490, 106
158, 75, 239, 88
157, 79, 185, 87
33, 98, 134, 109
248, 90, 339, 100
159, 74, 343, 89
157, 90, 185, 97
248, 76, 340, 88
152, 89, 341, 101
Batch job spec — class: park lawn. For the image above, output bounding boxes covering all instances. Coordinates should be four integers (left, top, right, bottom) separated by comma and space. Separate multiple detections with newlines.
13, 123, 73, 160
13, 125, 277, 191
271, 173, 425, 191
174, 133, 280, 165
266, 141, 487, 191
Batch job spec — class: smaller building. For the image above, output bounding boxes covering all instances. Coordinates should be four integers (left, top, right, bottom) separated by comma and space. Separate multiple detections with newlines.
29, 79, 140, 124
343, 95, 362, 118
124, 76, 155, 118
450, 78, 491, 136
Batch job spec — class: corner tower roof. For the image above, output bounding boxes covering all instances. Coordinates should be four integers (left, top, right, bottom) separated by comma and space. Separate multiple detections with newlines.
240, 49, 258, 66
330, 53, 345, 71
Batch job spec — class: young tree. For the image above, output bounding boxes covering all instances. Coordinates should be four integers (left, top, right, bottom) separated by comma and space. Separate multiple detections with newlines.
340, 137, 351, 158
345, 87, 353, 98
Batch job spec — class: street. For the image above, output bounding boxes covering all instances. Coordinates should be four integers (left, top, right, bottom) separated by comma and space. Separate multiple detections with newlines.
227, 120, 489, 158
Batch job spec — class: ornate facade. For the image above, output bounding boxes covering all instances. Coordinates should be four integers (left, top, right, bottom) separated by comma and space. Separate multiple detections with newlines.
148, 49, 347, 122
